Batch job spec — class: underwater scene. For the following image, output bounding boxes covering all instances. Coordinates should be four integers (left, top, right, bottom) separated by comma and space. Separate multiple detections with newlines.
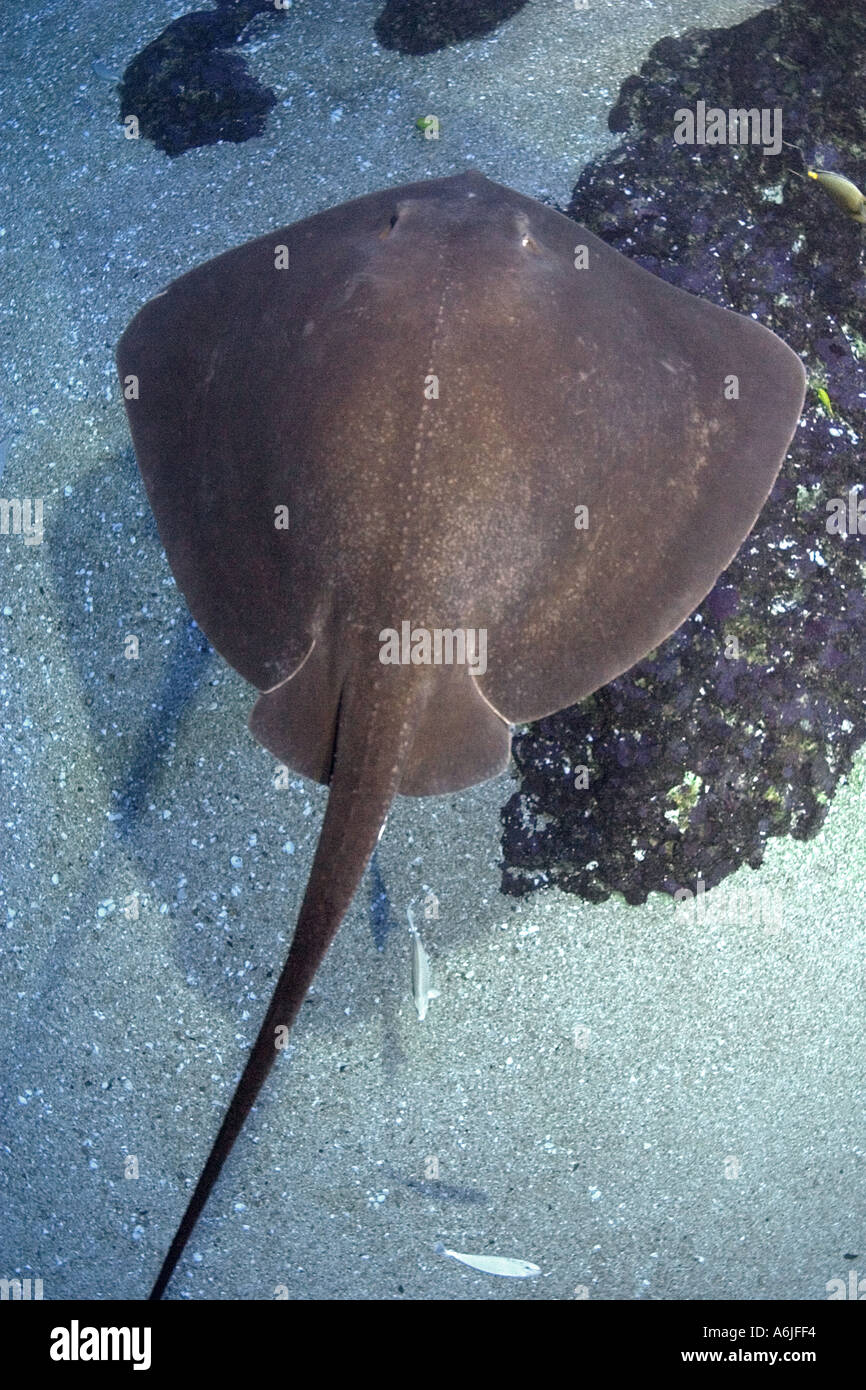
1, 0, 864, 1331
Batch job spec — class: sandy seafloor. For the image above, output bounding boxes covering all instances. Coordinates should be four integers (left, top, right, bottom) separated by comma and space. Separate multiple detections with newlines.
1, 0, 864, 1302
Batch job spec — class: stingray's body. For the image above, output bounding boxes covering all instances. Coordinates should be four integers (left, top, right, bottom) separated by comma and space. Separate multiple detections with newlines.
116, 171, 805, 1298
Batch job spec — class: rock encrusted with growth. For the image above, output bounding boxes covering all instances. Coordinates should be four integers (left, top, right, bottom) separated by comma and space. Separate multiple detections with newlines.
501, 0, 866, 905
118, 1, 284, 158
375, 0, 528, 55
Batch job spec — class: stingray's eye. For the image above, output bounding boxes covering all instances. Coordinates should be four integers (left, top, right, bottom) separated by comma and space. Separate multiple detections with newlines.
380, 211, 400, 239
514, 212, 539, 253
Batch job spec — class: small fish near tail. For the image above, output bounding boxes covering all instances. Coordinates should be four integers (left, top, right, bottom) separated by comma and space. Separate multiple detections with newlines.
407, 906, 439, 1021
149, 669, 425, 1299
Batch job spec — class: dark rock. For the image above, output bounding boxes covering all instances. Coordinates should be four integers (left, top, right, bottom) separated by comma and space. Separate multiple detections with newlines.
375, 0, 527, 56
118, 1, 284, 158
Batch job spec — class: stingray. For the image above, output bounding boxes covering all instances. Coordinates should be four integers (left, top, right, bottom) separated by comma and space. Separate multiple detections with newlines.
116, 170, 805, 1298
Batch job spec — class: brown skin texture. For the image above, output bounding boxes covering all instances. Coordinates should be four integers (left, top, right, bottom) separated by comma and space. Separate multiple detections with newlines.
117, 172, 805, 1298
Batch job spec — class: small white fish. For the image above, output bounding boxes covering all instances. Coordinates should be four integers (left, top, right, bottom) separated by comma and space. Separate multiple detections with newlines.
91, 58, 121, 83
407, 907, 438, 1021
434, 1242, 541, 1279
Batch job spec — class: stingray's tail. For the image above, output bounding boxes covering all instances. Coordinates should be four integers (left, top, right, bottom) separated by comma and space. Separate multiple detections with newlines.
148, 670, 422, 1300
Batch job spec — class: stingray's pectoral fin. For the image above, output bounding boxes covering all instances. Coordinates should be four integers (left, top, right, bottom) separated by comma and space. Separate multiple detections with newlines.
149, 666, 423, 1299
476, 315, 806, 726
